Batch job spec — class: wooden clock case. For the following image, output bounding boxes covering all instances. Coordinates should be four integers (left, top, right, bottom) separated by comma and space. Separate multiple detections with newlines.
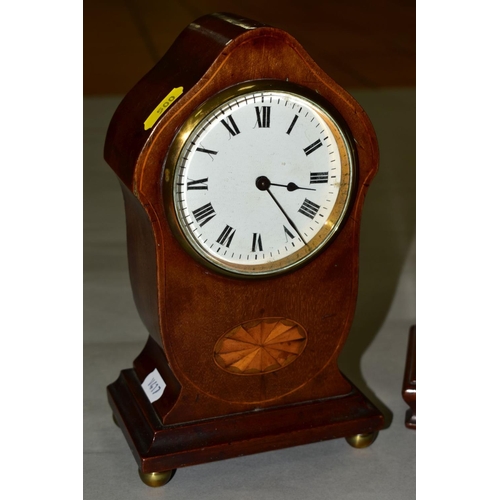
105, 13, 384, 478
403, 325, 416, 429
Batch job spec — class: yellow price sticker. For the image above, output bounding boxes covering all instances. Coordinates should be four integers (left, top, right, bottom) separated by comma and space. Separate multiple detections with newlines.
144, 87, 184, 130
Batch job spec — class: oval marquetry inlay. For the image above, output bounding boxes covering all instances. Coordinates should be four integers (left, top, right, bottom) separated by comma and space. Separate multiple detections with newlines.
214, 318, 307, 375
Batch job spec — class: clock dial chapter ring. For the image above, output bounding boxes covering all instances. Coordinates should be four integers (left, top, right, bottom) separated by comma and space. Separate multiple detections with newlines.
163, 80, 356, 277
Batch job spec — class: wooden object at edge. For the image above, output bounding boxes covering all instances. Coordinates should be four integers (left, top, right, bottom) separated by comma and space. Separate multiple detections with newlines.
402, 325, 416, 429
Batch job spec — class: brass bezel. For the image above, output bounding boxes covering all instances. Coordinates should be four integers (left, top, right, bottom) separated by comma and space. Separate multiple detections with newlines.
163, 80, 357, 278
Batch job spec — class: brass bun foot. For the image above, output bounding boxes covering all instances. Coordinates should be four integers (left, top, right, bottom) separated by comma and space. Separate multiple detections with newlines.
345, 431, 379, 449
138, 469, 176, 487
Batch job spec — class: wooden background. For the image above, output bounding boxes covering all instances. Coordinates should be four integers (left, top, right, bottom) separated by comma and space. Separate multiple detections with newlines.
84, 0, 415, 95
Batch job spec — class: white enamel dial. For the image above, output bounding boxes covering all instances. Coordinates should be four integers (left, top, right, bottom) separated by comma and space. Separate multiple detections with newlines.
166, 83, 354, 276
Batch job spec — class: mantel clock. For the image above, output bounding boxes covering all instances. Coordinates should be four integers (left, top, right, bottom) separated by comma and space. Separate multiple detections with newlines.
105, 13, 383, 487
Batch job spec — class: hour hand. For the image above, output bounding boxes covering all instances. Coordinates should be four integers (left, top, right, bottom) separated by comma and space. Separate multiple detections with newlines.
268, 181, 315, 192
285, 182, 315, 192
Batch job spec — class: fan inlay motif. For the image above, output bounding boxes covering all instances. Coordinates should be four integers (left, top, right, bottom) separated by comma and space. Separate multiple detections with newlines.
214, 318, 307, 375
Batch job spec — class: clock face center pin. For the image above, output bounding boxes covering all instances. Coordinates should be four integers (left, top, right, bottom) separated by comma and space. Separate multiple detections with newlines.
255, 175, 271, 191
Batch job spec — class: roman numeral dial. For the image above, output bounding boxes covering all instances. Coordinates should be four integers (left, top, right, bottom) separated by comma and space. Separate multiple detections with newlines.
186, 177, 208, 190
217, 225, 236, 247
310, 172, 328, 184
298, 199, 320, 219
192, 203, 216, 227
286, 115, 298, 135
252, 233, 263, 252
221, 115, 240, 136
169, 85, 353, 276
196, 147, 218, 156
255, 106, 271, 128
304, 139, 323, 156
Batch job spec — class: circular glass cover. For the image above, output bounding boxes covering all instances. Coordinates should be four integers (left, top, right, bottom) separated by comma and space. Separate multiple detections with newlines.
165, 82, 355, 277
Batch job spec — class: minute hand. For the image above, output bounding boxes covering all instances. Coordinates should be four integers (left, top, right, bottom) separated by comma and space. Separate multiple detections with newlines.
266, 188, 307, 244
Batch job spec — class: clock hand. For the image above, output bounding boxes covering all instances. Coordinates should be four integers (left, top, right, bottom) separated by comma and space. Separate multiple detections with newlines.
269, 182, 316, 192
255, 176, 307, 244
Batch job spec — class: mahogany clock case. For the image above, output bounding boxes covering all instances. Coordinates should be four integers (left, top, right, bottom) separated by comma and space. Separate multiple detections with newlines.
100, 12, 414, 484
84, 72, 416, 500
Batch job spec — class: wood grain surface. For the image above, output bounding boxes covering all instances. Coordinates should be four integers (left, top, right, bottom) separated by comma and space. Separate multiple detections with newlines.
106, 13, 384, 473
